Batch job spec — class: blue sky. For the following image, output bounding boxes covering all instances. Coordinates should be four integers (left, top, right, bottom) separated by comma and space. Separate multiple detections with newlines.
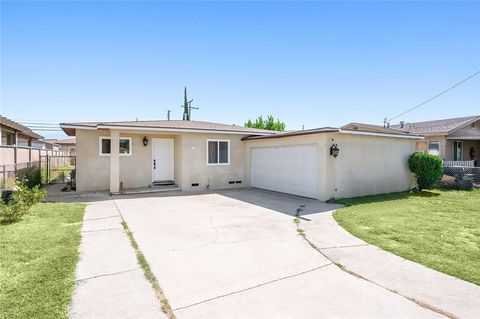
1, 1, 479, 138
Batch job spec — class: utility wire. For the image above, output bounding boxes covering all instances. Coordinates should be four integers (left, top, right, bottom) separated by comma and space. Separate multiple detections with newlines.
388, 69, 480, 122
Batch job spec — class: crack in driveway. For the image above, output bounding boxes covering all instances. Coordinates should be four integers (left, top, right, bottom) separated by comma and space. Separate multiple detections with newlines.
76, 267, 141, 282
172, 263, 333, 312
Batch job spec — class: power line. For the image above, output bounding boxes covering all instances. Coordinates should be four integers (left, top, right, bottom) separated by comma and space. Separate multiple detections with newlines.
388, 69, 480, 123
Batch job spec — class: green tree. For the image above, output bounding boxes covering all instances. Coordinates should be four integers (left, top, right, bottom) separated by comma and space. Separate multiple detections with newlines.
408, 152, 443, 190
245, 115, 286, 131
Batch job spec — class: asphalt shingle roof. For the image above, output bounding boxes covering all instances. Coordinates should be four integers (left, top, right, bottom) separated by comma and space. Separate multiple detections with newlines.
391, 116, 480, 135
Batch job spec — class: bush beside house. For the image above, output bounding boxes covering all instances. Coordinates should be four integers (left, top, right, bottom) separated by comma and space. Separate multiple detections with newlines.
408, 152, 443, 190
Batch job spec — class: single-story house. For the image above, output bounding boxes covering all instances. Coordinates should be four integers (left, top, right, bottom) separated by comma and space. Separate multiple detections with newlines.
0, 116, 43, 146
60, 120, 422, 200
391, 116, 480, 166
47, 137, 76, 155
32, 139, 61, 151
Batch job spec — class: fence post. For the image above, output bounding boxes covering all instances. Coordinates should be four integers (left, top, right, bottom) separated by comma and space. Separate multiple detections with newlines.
46, 154, 49, 184
14, 145, 17, 174
1, 165, 5, 190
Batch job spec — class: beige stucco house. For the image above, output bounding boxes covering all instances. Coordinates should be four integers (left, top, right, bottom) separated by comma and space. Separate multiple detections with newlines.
60, 120, 422, 200
391, 116, 480, 166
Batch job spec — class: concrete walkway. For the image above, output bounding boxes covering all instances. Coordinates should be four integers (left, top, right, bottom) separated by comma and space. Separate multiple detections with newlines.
302, 211, 480, 319
68, 199, 165, 319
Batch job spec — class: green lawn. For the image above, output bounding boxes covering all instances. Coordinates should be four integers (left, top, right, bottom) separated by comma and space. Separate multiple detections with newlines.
333, 189, 480, 285
0, 202, 85, 318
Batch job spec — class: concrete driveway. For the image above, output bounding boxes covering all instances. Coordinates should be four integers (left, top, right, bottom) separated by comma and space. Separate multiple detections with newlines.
113, 189, 446, 319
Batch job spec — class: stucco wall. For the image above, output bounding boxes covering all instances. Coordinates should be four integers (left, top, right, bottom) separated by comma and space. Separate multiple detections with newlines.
245, 132, 416, 200
76, 129, 110, 191
180, 133, 247, 191
75, 129, 248, 192
326, 133, 416, 200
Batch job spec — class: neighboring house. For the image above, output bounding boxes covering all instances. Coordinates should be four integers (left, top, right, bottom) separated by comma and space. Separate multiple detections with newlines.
32, 140, 61, 150
0, 116, 43, 146
61, 120, 421, 200
391, 116, 480, 166
47, 138, 76, 155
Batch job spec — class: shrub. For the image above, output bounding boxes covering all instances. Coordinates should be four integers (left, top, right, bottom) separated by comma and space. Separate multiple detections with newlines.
0, 179, 46, 223
17, 166, 41, 188
408, 152, 443, 190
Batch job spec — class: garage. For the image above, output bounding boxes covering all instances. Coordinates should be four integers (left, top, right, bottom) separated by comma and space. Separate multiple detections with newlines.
251, 144, 318, 198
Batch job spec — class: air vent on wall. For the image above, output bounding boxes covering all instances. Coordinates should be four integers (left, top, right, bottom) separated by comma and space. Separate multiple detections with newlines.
191, 183, 199, 187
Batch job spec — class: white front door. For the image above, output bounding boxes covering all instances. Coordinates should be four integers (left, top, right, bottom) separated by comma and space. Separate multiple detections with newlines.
251, 144, 318, 198
152, 138, 174, 182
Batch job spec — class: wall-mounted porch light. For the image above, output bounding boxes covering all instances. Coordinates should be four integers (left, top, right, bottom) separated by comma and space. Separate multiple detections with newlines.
143, 136, 149, 147
330, 144, 340, 158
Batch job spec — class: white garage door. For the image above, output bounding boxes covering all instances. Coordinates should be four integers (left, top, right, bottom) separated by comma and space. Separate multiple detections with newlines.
251, 144, 318, 198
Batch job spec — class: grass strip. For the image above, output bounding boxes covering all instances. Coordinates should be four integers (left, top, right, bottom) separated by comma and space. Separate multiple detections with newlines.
121, 221, 176, 319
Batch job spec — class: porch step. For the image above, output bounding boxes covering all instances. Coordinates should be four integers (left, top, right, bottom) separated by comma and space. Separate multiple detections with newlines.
114, 185, 181, 195
152, 180, 175, 186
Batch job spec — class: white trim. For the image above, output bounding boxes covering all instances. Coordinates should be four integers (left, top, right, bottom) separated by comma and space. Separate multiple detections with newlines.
206, 139, 230, 166
339, 129, 423, 139
99, 136, 133, 156
97, 125, 273, 136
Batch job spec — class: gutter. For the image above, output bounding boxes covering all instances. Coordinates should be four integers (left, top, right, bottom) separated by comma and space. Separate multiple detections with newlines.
339, 129, 424, 139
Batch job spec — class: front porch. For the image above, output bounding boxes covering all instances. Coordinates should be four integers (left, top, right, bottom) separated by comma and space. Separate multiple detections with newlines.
445, 138, 480, 166
107, 130, 182, 193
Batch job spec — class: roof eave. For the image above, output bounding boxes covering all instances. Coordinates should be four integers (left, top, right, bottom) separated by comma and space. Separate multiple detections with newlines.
59, 123, 276, 136
445, 116, 480, 135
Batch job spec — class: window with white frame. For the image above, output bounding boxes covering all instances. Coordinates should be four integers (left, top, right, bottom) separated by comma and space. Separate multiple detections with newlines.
427, 141, 440, 156
99, 137, 132, 156
207, 140, 230, 165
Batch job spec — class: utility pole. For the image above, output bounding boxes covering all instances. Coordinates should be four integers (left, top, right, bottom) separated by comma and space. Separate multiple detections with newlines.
181, 87, 199, 121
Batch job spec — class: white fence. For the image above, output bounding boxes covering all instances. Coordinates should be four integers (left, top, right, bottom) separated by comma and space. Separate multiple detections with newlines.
443, 160, 475, 167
